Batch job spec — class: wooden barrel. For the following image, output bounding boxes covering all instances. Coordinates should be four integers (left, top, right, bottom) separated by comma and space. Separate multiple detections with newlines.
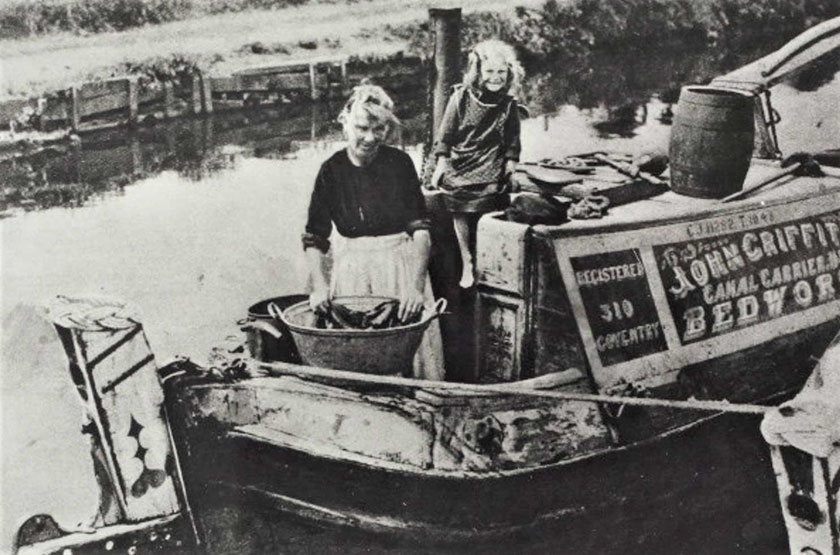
669, 86, 755, 198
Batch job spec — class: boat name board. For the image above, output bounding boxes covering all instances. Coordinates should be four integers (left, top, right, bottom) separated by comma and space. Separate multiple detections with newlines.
655, 209, 840, 344
551, 194, 840, 390
571, 250, 668, 365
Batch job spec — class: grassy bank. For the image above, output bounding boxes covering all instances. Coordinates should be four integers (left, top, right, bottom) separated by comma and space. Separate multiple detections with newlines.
0, 0, 312, 38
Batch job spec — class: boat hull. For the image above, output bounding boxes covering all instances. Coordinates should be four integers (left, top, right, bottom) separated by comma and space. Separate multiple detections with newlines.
168, 402, 787, 554
162, 319, 840, 554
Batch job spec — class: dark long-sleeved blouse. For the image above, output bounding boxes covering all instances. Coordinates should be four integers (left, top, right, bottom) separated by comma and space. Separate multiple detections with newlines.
302, 145, 431, 253
434, 86, 521, 163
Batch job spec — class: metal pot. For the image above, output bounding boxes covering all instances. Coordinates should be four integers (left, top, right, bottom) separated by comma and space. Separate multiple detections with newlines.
240, 294, 307, 363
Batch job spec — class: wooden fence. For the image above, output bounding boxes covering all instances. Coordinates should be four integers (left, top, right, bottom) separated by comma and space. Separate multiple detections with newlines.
0, 55, 427, 135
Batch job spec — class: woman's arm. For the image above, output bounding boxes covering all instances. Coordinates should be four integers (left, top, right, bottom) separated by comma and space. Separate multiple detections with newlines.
303, 165, 333, 312
305, 247, 331, 313
400, 229, 431, 322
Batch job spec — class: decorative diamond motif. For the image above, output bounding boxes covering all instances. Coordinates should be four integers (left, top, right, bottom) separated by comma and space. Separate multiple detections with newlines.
127, 416, 143, 439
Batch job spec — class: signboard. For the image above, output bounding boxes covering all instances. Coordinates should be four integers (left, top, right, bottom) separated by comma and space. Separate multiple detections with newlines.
570, 249, 667, 366
654, 209, 840, 345
550, 193, 840, 392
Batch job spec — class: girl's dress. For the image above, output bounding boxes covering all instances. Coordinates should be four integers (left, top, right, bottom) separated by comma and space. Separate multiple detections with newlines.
303, 145, 445, 381
434, 85, 521, 213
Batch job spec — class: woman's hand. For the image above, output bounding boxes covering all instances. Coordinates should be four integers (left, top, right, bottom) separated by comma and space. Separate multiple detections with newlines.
309, 287, 331, 315
399, 286, 425, 323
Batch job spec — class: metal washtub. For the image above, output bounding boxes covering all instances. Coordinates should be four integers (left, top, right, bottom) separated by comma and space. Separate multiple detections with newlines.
275, 296, 447, 375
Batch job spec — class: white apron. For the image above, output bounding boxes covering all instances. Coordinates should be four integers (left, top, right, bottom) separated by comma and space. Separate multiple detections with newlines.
330, 233, 446, 381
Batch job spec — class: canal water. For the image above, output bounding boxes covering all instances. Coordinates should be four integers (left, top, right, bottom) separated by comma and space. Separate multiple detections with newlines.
1, 41, 838, 553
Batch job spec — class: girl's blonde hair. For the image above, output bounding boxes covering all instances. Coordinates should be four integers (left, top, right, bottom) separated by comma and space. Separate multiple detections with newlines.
337, 81, 400, 131
462, 40, 524, 98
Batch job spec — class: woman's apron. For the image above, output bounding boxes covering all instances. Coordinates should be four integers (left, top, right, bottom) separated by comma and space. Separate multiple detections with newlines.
330, 232, 445, 381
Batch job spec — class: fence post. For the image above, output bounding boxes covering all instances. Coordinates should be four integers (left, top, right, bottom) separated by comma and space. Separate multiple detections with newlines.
163, 81, 176, 119
190, 73, 202, 115
70, 86, 81, 132
127, 77, 139, 126
309, 63, 321, 101
200, 73, 213, 114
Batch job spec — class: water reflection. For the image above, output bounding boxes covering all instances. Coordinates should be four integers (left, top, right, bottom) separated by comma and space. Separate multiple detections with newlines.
1, 39, 838, 217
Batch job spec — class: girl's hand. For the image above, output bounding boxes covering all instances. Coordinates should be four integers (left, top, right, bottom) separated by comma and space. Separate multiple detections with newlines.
427, 157, 447, 190
309, 287, 331, 315
399, 287, 425, 323
504, 159, 518, 179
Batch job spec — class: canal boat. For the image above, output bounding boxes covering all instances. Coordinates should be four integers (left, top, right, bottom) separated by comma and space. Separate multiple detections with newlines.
162, 18, 840, 554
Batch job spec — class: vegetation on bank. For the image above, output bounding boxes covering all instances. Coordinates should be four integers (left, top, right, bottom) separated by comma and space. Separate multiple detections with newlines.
0, 0, 309, 38
388, 0, 840, 62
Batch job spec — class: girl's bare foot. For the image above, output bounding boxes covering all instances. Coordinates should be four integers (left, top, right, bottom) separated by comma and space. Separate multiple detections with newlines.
459, 261, 475, 288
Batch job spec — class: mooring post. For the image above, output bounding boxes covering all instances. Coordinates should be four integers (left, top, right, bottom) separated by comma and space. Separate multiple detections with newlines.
126, 77, 139, 126
69, 85, 81, 132
424, 7, 461, 185
190, 73, 202, 115
200, 73, 213, 114
162, 81, 176, 119
309, 63, 321, 101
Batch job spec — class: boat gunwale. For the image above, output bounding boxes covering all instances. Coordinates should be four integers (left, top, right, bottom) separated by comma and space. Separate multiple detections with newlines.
177, 372, 787, 482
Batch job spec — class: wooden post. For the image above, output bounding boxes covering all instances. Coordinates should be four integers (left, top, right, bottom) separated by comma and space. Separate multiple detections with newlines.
190, 73, 202, 115
126, 77, 139, 126
163, 81, 177, 119
424, 7, 461, 185
130, 136, 142, 174
70, 86, 81, 132
200, 73, 213, 114
309, 63, 320, 101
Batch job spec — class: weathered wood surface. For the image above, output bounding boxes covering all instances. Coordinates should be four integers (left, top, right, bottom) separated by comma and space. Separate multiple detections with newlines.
475, 215, 531, 295
166, 375, 785, 552
46, 296, 182, 521
16, 514, 186, 555
179, 372, 613, 473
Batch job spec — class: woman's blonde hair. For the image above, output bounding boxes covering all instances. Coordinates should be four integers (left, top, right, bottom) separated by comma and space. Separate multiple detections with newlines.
337, 81, 400, 131
462, 40, 524, 98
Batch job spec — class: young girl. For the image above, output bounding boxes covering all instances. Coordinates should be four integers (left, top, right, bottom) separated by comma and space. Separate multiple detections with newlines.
430, 40, 524, 288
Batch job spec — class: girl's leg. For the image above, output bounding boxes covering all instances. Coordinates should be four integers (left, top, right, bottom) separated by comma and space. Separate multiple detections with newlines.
452, 214, 474, 288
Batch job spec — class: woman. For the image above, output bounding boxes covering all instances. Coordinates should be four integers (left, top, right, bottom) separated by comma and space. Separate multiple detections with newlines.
302, 83, 445, 381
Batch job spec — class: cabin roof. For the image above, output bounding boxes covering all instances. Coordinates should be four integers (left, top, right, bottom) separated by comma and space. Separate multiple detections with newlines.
533, 160, 840, 237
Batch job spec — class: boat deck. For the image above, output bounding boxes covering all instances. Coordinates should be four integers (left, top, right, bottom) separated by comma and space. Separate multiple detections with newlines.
537, 159, 840, 236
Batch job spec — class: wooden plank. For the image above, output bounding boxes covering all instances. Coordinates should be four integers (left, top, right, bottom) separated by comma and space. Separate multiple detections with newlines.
137, 86, 162, 106
235, 61, 313, 75
209, 76, 238, 91
76, 91, 129, 118
78, 79, 129, 101
235, 72, 321, 92
476, 215, 532, 295
475, 290, 529, 383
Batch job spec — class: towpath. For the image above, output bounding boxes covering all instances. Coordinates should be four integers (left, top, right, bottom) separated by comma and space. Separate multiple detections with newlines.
0, 0, 541, 98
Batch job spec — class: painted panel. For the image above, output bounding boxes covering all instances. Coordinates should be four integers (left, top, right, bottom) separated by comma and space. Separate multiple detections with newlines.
551, 192, 840, 392
570, 249, 667, 366
654, 209, 840, 345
